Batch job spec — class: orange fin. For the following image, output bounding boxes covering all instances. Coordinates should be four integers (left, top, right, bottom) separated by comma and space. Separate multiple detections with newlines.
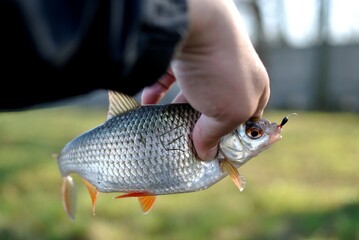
138, 196, 157, 214
82, 178, 99, 216
221, 159, 246, 192
116, 192, 157, 214
61, 176, 77, 220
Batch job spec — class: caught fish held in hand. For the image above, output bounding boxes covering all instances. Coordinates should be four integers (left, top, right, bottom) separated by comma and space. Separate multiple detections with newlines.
56, 91, 290, 220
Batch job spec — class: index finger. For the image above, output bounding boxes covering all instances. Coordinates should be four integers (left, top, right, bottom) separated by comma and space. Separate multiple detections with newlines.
141, 70, 176, 104
250, 82, 270, 122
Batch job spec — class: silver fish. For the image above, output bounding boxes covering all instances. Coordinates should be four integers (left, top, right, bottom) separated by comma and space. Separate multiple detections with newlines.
57, 91, 285, 219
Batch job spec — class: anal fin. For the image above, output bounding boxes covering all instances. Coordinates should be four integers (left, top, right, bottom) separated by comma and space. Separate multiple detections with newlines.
221, 159, 246, 192
61, 176, 77, 220
82, 178, 99, 216
115, 192, 157, 214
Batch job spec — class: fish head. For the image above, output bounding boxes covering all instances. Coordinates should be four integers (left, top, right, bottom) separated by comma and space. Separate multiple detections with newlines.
219, 118, 282, 165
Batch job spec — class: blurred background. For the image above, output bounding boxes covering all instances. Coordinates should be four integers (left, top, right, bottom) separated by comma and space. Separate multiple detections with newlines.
0, 0, 359, 239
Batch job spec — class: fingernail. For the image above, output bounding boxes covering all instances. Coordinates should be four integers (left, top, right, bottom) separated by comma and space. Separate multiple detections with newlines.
249, 116, 260, 122
250, 110, 264, 122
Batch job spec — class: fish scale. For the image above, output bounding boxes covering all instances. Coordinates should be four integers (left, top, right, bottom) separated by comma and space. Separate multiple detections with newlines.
58, 103, 223, 195
57, 91, 284, 219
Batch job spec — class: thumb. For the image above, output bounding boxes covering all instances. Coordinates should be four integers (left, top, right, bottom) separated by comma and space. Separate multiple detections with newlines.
192, 115, 224, 160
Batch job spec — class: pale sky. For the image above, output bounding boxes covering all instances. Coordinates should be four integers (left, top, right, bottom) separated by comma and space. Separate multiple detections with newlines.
284, 0, 359, 46
236, 0, 359, 47
328, 0, 359, 44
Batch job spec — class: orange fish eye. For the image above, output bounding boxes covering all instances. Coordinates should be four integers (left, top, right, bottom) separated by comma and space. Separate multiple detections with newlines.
245, 126, 264, 139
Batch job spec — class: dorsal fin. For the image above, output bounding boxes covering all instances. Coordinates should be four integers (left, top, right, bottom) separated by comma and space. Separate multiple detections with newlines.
107, 91, 140, 119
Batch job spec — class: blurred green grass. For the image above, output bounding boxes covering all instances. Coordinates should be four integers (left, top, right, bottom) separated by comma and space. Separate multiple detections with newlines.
0, 107, 358, 240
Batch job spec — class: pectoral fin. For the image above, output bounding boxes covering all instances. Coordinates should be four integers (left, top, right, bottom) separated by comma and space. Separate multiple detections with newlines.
82, 178, 99, 216
61, 176, 77, 220
115, 192, 157, 214
221, 159, 246, 192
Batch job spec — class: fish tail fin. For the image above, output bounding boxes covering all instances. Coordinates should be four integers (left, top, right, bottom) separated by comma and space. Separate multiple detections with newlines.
61, 176, 77, 220
52, 153, 59, 160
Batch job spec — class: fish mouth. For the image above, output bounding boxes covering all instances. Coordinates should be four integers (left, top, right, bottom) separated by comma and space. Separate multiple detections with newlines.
269, 125, 282, 144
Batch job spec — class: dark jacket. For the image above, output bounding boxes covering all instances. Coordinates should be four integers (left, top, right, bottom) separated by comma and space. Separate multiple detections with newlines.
0, 0, 188, 110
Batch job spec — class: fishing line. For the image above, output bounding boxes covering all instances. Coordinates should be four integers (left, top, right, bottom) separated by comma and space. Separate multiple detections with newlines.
280, 113, 298, 127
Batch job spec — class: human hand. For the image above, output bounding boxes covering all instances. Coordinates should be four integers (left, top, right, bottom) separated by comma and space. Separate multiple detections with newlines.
141, 0, 270, 160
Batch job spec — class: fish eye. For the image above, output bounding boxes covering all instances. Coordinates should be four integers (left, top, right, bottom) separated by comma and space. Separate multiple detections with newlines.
245, 125, 264, 139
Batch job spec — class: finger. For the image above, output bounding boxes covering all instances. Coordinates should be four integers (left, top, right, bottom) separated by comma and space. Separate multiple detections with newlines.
192, 115, 226, 161
251, 84, 270, 121
172, 91, 188, 103
141, 70, 176, 104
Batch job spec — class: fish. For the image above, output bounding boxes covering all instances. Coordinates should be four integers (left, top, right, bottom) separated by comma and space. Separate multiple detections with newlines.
56, 90, 287, 220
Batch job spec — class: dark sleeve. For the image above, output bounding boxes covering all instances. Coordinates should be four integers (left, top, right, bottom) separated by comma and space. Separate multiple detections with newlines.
0, 0, 188, 110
